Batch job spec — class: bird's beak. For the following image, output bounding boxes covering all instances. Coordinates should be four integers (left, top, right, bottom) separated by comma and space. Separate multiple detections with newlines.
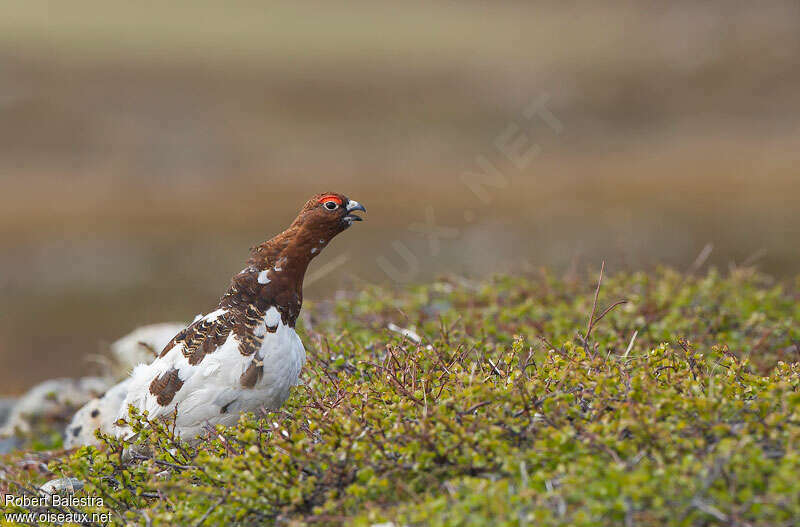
344, 200, 366, 223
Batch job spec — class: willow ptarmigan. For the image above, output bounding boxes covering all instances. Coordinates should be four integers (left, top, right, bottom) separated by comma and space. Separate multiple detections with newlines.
113, 192, 365, 440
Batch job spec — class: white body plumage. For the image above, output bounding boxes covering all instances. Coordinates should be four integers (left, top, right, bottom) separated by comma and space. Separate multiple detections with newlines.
115, 307, 305, 440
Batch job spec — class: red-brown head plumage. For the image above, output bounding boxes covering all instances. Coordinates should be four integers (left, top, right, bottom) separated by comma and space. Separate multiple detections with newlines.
290, 191, 366, 240
221, 192, 367, 327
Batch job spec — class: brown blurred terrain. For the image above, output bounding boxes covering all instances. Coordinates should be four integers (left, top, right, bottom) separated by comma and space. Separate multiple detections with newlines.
2, 1, 800, 392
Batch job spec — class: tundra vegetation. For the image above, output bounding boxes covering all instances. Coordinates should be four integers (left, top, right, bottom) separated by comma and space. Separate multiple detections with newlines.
2, 268, 799, 526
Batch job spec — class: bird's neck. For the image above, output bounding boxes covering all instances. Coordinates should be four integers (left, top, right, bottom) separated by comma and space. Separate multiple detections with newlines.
250, 225, 328, 288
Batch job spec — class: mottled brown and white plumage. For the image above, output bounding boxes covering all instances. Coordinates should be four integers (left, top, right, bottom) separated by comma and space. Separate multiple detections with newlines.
114, 193, 365, 440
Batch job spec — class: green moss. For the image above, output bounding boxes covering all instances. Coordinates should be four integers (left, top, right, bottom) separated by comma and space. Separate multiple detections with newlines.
2, 268, 799, 526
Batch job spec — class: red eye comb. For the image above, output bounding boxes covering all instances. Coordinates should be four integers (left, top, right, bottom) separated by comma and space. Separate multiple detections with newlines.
318, 194, 343, 205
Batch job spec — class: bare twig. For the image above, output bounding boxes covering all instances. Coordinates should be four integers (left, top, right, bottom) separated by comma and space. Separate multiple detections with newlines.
193, 492, 228, 527
585, 261, 606, 340
583, 261, 628, 343
591, 300, 629, 330
137, 341, 159, 358
460, 401, 492, 415
687, 243, 713, 276
622, 330, 639, 359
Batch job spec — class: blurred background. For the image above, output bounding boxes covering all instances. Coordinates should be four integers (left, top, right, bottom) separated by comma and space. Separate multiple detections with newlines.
2, 1, 799, 392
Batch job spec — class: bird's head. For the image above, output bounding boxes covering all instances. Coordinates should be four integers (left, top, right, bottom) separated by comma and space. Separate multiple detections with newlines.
292, 192, 367, 242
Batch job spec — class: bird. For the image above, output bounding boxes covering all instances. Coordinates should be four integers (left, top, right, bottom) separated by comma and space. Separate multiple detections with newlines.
113, 192, 366, 440
65, 378, 131, 448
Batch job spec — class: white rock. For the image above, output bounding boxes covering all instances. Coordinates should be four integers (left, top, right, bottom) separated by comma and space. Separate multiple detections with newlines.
39, 477, 84, 495
110, 322, 187, 372
0, 398, 16, 426
0, 377, 109, 436
387, 323, 422, 344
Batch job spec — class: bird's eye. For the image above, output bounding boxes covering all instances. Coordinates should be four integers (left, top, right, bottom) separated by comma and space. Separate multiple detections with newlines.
324, 201, 338, 210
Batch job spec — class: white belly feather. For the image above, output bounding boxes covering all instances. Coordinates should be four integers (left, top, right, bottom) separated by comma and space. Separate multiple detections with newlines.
115, 307, 305, 439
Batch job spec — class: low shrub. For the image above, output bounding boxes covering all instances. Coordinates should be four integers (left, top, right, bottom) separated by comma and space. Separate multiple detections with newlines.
2, 268, 799, 526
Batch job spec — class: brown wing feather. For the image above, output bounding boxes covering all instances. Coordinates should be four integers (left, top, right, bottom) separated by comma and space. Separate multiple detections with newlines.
149, 368, 184, 406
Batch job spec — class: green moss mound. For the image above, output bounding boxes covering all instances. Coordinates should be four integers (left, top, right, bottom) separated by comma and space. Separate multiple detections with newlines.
3, 268, 799, 526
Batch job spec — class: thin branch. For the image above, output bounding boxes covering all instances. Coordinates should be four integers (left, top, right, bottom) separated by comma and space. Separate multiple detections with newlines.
592, 300, 629, 329
585, 261, 605, 340
583, 262, 628, 342
193, 492, 228, 527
